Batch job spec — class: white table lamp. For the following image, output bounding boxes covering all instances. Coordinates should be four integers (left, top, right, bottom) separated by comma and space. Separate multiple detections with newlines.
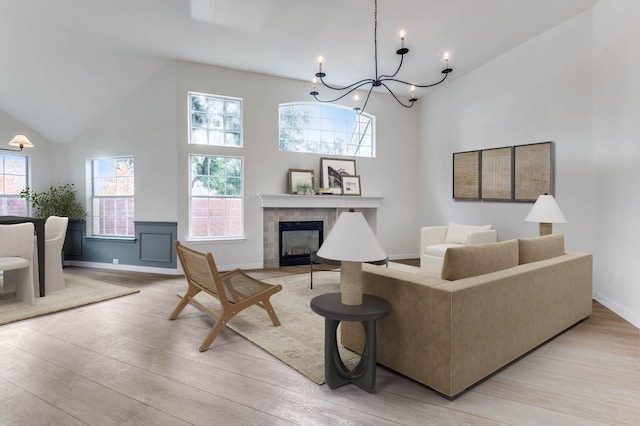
317, 211, 386, 305
525, 194, 567, 236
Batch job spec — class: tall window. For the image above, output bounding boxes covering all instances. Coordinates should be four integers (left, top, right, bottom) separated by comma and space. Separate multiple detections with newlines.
189, 155, 243, 239
189, 92, 242, 147
0, 153, 28, 216
91, 157, 134, 237
279, 102, 375, 157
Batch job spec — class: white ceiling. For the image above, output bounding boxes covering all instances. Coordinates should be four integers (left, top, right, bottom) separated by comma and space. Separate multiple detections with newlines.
0, 0, 597, 143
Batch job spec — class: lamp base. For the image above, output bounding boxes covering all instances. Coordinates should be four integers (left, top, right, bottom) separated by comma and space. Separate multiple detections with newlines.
539, 223, 552, 236
340, 261, 362, 305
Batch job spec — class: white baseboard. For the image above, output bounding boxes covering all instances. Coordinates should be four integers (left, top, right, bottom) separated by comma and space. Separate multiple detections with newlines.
593, 292, 640, 329
64, 261, 181, 275
388, 253, 420, 261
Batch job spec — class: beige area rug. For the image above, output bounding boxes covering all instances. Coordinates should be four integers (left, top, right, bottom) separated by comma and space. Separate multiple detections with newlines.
0, 274, 139, 326
185, 263, 420, 384
188, 270, 362, 384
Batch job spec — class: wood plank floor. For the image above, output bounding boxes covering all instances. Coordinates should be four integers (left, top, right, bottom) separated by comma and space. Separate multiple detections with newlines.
0, 263, 638, 425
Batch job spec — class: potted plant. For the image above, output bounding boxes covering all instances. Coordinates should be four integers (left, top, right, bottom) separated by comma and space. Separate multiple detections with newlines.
20, 183, 87, 220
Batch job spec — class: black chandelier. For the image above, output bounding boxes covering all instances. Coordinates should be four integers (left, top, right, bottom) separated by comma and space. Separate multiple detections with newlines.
310, 0, 453, 114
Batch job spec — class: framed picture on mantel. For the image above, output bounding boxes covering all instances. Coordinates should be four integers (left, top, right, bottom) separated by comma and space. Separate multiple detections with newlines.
320, 158, 356, 195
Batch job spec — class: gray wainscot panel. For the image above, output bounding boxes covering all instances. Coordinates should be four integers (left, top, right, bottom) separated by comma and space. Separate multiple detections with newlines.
64, 221, 177, 269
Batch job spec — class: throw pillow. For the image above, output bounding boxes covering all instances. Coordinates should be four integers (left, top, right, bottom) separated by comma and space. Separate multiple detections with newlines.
441, 239, 519, 280
444, 222, 492, 245
518, 233, 565, 264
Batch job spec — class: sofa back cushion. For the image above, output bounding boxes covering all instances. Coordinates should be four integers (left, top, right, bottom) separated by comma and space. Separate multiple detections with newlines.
441, 239, 519, 280
444, 222, 492, 244
518, 233, 565, 264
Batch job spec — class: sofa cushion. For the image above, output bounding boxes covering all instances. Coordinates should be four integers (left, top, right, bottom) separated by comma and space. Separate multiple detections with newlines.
424, 243, 464, 257
445, 222, 492, 244
441, 239, 519, 280
519, 233, 565, 264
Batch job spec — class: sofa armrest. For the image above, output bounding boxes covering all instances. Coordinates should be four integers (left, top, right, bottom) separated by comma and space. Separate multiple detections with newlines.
421, 226, 448, 250
466, 229, 497, 245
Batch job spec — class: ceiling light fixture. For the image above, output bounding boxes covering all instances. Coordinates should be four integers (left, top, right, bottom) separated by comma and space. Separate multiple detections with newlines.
310, 0, 453, 114
1, 135, 34, 152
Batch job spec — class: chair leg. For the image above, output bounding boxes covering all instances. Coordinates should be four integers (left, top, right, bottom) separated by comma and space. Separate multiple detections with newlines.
168, 286, 200, 320
261, 298, 281, 327
198, 313, 231, 352
7, 267, 36, 306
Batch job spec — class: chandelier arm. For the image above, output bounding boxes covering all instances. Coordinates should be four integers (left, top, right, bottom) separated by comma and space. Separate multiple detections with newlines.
356, 85, 376, 115
312, 81, 373, 103
383, 71, 449, 89
380, 82, 415, 108
377, 53, 405, 80
319, 76, 375, 91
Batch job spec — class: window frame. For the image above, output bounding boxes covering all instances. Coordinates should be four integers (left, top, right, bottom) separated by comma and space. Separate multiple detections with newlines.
278, 102, 376, 158
188, 91, 243, 148
0, 152, 29, 216
188, 154, 244, 241
90, 156, 135, 238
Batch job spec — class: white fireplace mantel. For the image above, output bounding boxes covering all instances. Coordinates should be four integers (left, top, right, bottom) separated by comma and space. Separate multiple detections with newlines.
257, 193, 383, 209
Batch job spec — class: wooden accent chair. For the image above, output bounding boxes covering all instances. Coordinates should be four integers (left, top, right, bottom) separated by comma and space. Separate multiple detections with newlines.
171, 241, 283, 352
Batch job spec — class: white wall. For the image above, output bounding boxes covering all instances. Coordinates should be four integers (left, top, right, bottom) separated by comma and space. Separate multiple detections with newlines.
592, 0, 640, 327
0, 109, 55, 192
174, 61, 420, 267
420, 3, 640, 328
51, 60, 419, 269
63, 63, 178, 224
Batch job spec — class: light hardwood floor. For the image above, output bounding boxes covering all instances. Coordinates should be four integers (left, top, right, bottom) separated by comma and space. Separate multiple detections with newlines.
0, 264, 638, 425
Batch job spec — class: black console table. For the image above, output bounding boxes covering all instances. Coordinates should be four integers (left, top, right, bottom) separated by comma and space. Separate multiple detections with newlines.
310, 292, 391, 392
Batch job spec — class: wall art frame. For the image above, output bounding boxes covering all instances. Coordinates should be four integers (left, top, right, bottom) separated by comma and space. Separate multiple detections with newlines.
481, 146, 513, 200
452, 150, 481, 200
341, 175, 361, 196
288, 168, 315, 194
320, 157, 356, 195
514, 141, 553, 201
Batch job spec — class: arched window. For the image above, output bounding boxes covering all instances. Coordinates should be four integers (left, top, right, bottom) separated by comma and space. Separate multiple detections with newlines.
279, 103, 375, 158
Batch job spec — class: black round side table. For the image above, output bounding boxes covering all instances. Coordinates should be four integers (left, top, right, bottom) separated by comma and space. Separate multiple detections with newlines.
310, 292, 391, 392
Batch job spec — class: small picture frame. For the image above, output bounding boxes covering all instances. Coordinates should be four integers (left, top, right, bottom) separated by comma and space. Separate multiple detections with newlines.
341, 175, 361, 196
288, 169, 314, 194
320, 157, 356, 194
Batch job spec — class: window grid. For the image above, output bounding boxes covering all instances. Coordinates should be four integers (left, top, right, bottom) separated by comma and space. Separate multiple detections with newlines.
0, 153, 28, 216
279, 102, 375, 158
189, 92, 243, 147
91, 157, 134, 237
189, 155, 243, 239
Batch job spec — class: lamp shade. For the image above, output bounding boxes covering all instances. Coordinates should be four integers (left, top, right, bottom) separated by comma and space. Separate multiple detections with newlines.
525, 194, 567, 224
317, 211, 386, 262
8, 134, 34, 148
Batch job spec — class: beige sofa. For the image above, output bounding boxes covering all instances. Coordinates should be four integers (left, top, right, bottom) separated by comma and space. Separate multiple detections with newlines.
342, 233, 593, 398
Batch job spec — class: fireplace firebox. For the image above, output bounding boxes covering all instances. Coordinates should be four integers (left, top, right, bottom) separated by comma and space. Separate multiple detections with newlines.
279, 221, 323, 267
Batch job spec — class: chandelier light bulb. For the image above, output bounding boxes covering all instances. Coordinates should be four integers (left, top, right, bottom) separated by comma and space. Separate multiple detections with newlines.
443, 52, 450, 61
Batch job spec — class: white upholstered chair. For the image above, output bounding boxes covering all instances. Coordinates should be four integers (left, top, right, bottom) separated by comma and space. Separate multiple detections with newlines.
420, 222, 498, 270
38, 216, 69, 293
0, 222, 37, 305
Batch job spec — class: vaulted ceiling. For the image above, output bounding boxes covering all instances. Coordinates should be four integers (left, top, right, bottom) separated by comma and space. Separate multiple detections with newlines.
0, 0, 597, 143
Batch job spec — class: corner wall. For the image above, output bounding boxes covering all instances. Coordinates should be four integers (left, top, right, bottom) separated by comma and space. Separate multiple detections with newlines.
420, 3, 640, 328
591, 0, 640, 327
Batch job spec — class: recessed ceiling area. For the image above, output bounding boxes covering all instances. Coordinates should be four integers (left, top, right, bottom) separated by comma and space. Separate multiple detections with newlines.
0, 0, 597, 143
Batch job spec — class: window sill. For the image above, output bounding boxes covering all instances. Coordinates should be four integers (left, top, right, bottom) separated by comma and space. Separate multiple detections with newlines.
186, 236, 246, 243
84, 236, 138, 243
